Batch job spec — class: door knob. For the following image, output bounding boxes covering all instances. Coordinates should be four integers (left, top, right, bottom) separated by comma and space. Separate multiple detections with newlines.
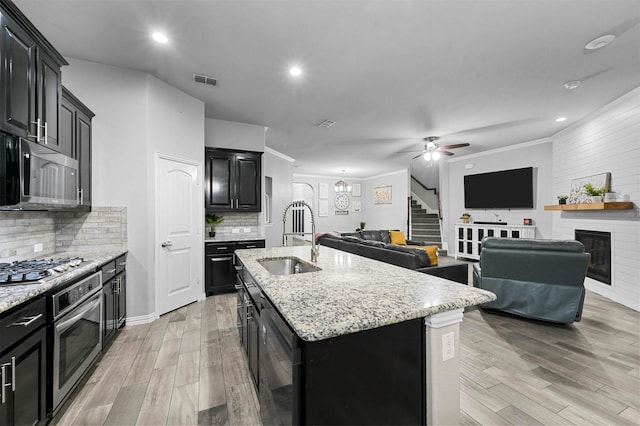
161, 240, 173, 248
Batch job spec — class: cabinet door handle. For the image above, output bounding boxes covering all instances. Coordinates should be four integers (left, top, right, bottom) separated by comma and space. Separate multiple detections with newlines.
210, 256, 233, 262
235, 265, 243, 272
78, 188, 84, 205
8, 313, 42, 327
1, 357, 15, 403
44, 121, 48, 144
105, 268, 116, 274
216, 246, 228, 251
29, 119, 41, 141
244, 245, 256, 249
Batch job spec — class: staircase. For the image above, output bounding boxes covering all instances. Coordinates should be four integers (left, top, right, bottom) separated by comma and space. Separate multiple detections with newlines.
410, 198, 442, 248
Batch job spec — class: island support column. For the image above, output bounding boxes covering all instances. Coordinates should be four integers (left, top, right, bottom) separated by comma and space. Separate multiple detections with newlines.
424, 308, 464, 425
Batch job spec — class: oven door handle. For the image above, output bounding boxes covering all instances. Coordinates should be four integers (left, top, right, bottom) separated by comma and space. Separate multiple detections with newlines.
55, 298, 100, 333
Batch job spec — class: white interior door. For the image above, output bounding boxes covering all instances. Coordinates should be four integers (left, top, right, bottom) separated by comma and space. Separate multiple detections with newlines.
156, 154, 202, 316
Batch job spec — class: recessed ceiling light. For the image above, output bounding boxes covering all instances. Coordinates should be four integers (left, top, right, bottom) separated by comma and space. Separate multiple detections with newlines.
289, 66, 302, 76
563, 80, 581, 90
585, 34, 615, 50
152, 32, 168, 44
555, 117, 567, 122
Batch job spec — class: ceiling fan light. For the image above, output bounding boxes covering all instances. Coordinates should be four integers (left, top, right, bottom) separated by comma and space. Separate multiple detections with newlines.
432, 151, 441, 160
426, 141, 438, 150
423, 152, 432, 161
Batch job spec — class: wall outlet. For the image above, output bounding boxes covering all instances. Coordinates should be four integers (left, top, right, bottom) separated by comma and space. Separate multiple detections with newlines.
442, 332, 455, 361
34, 243, 43, 253
243, 228, 251, 233
231, 228, 240, 234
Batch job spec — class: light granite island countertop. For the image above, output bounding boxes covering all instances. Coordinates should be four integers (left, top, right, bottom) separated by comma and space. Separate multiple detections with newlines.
235, 245, 496, 425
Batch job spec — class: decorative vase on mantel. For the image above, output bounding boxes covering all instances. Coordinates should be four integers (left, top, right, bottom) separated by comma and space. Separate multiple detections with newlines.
589, 195, 603, 203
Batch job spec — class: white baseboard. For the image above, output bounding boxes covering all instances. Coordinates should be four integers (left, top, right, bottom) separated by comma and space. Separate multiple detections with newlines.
125, 312, 157, 326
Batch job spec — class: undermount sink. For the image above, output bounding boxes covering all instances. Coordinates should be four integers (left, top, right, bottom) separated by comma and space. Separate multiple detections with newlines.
257, 257, 322, 275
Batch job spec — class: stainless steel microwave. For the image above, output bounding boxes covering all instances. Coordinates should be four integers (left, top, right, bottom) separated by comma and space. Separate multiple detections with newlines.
1, 132, 79, 209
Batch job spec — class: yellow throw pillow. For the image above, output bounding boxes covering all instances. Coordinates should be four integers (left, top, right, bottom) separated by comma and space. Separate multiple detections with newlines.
419, 245, 439, 266
389, 230, 407, 245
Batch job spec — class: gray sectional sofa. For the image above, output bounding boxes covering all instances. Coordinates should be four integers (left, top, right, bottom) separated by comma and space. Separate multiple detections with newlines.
317, 230, 469, 284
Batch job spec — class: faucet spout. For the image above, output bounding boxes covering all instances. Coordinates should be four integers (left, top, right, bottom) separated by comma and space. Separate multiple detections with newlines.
282, 200, 319, 263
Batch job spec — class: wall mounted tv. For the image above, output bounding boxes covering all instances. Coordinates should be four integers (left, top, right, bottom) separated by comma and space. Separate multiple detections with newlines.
464, 167, 534, 209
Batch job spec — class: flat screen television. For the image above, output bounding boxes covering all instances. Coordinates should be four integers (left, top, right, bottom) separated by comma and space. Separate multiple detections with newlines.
464, 167, 534, 209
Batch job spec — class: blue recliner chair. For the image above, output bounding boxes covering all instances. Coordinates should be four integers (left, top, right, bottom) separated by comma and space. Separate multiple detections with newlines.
473, 238, 590, 324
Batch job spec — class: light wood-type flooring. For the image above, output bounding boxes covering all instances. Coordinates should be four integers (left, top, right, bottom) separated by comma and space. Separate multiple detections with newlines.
52, 289, 639, 425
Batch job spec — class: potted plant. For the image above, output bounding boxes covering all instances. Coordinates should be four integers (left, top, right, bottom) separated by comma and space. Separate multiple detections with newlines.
205, 214, 224, 237
460, 213, 471, 224
583, 183, 605, 203
359, 221, 366, 231
557, 195, 568, 205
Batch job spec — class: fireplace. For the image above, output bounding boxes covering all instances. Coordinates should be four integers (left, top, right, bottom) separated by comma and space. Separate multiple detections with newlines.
575, 229, 611, 285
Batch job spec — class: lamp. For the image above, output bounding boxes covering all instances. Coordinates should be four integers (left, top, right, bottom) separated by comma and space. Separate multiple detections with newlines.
335, 180, 351, 192
423, 138, 440, 167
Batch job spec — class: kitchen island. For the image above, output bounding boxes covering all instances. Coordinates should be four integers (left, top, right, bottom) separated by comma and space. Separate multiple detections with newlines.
235, 245, 496, 425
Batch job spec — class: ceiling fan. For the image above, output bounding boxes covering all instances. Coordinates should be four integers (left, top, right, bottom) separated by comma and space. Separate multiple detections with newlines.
410, 136, 470, 166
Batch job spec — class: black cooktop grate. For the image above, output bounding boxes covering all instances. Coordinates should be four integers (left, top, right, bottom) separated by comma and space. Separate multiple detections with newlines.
0, 257, 84, 285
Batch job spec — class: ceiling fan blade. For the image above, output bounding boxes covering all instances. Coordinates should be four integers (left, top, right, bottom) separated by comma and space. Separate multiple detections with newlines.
438, 143, 470, 150
439, 150, 455, 156
412, 152, 426, 160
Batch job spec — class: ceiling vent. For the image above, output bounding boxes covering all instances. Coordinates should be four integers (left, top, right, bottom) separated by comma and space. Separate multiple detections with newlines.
317, 119, 336, 128
193, 74, 218, 87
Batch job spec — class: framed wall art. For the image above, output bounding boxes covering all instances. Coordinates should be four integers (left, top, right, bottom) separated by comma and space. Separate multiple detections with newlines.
373, 186, 392, 204
569, 173, 611, 204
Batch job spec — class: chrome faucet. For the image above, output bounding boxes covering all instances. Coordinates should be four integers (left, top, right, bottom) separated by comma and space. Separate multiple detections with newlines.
282, 200, 319, 263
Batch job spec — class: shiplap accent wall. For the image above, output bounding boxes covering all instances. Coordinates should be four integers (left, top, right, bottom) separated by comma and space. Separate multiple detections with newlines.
551, 88, 640, 311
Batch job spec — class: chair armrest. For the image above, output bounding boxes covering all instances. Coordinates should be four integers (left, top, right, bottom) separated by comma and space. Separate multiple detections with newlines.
472, 263, 481, 287
406, 239, 422, 246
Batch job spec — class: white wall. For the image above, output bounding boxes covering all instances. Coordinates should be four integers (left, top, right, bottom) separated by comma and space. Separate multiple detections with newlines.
442, 140, 553, 251
551, 88, 640, 310
62, 58, 205, 320
263, 148, 294, 247
205, 118, 266, 151
292, 169, 409, 234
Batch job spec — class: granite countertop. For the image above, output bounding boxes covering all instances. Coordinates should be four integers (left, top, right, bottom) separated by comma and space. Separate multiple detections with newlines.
235, 246, 496, 342
0, 248, 128, 315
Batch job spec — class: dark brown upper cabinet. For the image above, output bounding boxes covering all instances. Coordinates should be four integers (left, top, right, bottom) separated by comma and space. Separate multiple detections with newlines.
61, 87, 94, 210
205, 148, 262, 212
0, 0, 68, 151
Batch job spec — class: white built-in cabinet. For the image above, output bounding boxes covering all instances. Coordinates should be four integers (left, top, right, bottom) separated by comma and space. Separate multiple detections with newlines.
454, 223, 536, 260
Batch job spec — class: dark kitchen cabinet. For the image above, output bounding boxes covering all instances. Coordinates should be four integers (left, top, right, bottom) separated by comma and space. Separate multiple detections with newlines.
0, 297, 47, 426
235, 258, 261, 390
101, 254, 127, 349
37, 50, 62, 150
205, 240, 264, 295
61, 87, 94, 209
205, 148, 262, 212
0, 13, 37, 137
205, 242, 236, 295
0, 0, 68, 149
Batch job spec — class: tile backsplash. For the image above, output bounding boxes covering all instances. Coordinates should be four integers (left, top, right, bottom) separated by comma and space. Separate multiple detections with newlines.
0, 207, 127, 262
207, 212, 261, 239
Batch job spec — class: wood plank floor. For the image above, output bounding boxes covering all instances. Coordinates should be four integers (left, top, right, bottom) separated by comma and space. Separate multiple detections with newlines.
52, 289, 639, 425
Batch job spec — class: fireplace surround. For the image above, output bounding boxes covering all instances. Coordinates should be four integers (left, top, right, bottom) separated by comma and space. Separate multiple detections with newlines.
575, 229, 611, 285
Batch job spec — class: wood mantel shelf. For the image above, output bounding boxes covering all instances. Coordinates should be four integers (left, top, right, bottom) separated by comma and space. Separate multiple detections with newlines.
544, 202, 634, 211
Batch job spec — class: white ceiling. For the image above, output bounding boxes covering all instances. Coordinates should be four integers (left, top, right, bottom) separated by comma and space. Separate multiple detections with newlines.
14, 0, 640, 177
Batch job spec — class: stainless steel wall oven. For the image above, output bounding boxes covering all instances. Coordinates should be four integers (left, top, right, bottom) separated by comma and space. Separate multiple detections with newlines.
50, 271, 102, 412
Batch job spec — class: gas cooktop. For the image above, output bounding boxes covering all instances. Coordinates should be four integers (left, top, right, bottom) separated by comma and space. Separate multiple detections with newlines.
0, 257, 85, 285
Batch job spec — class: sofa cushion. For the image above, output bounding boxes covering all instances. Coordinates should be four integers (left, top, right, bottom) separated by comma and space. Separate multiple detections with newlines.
360, 230, 390, 243
360, 239, 387, 248
389, 230, 407, 245
417, 245, 439, 266
385, 243, 431, 267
